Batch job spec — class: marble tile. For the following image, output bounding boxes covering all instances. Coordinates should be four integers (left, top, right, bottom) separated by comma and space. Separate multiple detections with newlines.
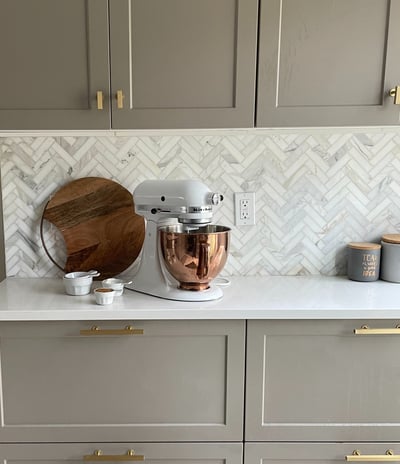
2, 131, 400, 277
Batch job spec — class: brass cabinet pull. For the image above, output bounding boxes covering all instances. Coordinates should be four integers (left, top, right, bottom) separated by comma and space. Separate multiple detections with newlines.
389, 86, 400, 105
116, 90, 125, 109
84, 450, 145, 461
80, 325, 144, 336
346, 450, 398, 461
354, 324, 400, 335
96, 91, 104, 110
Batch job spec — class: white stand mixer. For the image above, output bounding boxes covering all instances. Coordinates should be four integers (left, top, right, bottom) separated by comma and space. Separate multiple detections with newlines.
125, 180, 229, 302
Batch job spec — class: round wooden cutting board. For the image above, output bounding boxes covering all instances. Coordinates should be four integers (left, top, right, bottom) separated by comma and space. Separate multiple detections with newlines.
41, 177, 145, 279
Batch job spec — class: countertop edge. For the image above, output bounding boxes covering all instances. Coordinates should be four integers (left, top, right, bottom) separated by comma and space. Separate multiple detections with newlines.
0, 276, 399, 321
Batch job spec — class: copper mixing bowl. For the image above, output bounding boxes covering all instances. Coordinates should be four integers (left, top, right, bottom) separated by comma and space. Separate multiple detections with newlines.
159, 224, 230, 291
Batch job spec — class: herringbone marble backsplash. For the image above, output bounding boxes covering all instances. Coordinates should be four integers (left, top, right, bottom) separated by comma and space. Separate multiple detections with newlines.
2, 130, 400, 277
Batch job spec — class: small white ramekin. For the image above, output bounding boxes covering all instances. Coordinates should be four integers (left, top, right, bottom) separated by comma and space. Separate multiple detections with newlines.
102, 278, 125, 296
94, 287, 115, 305
63, 272, 94, 296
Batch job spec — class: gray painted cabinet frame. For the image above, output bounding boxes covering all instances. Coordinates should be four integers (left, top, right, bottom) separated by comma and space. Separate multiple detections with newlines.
0, 0, 110, 130
245, 443, 400, 464
0, 320, 245, 443
0, 318, 399, 463
109, 0, 258, 129
1, 0, 400, 129
0, 0, 258, 130
246, 319, 400, 442
256, 0, 400, 127
0, 443, 243, 464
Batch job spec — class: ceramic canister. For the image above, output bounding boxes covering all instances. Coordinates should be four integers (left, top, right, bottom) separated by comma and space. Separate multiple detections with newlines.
381, 234, 400, 282
347, 242, 381, 282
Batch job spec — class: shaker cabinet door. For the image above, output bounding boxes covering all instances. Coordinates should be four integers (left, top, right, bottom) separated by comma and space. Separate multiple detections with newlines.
0, 442, 243, 464
0, 320, 245, 443
109, 0, 258, 129
245, 443, 400, 464
256, 0, 400, 126
0, 0, 110, 130
246, 319, 400, 441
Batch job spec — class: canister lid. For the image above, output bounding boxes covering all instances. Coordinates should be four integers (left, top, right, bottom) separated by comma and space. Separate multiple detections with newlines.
382, 234, 400, 244
347, 242, 381, 250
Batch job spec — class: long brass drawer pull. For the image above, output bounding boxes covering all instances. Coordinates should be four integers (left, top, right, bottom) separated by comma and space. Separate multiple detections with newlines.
116, 89, 125, 109
354, 325, 400, 335
346, 450, 398, 461
84, 450, 145, 461
80, 325, 144, 336
96, 91, 104, 110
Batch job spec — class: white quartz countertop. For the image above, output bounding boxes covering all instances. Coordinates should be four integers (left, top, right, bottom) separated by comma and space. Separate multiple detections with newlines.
0, 276, 399, 320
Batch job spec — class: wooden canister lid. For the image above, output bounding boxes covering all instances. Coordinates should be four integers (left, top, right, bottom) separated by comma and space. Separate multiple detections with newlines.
382, 234, 400, 244
347, 242, 381, 250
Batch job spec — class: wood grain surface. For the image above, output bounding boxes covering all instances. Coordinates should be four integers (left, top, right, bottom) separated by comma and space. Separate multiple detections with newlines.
42, 177, 145, 279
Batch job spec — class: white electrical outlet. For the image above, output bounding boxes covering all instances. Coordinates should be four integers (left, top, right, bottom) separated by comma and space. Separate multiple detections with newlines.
234, 192, 255, 226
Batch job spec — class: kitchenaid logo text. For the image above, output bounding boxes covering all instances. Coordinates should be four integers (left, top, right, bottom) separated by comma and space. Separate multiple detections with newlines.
189, 206, 213, 213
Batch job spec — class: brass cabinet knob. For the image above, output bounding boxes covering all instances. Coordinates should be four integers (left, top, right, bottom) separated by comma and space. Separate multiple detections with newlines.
389, 86, 400, 105
96, 91, 104, 110
116, 90, 125, 109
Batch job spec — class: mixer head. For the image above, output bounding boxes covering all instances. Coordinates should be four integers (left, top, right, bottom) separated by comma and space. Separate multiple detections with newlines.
133, 179, 223, 225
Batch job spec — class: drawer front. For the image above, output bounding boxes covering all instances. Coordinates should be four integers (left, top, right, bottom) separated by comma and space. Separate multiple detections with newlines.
0, 442, 243, 464
246, 320, 400, 441
245, 443, 400, 464
0, 320, 245, 442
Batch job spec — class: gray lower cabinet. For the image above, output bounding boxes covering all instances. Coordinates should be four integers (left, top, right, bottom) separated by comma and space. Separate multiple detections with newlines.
0, 0, 110, 130
256, 0, 400, 127
2, 316, 398, 464
245, 443, 400, 464
0, 320, 245, 442
246, 319, 400, 441
0, 443, 243, 464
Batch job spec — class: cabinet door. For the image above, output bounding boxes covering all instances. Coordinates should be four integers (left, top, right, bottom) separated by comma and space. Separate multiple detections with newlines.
256, 0, 400, 126
246, 320, 400, 441
245, 443, 400, 464
0, 0, 110, 130
0, 320, 245, 442
0, 442, 242, 464
109, 0, 257, 129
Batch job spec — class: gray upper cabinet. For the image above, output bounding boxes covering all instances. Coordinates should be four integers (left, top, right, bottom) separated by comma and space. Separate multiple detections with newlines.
0, 0, 110, 130
2, 0, 400, 130
0, 320, 245, 443
0, 0, 258, 130
256, 0, 400, 127
246, 320, 400, 442
109, 0, 258, 129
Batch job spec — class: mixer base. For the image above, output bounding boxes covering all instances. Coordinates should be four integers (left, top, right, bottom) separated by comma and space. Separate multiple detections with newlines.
125, 283, 223, 302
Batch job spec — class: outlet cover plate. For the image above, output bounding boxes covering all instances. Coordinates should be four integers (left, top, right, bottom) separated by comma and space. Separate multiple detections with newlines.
234, 192, 255, 226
